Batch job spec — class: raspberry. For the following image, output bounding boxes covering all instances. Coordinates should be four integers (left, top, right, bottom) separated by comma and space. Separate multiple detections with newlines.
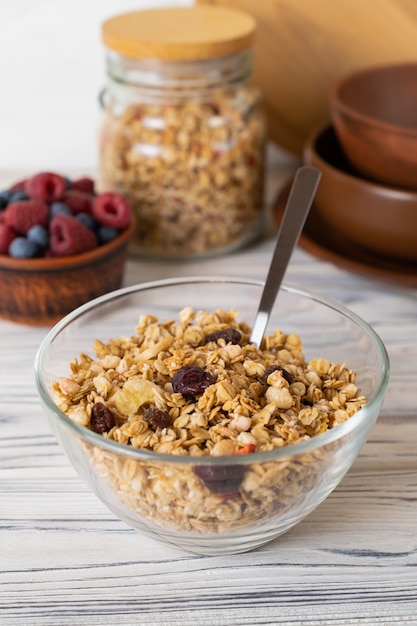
9, 179, 27, 191
0, 223, 16, 254
71, 177, 95, 194
92, 193, 131, 229
25, 172, 66, 202
4, 200, 49, 235
63, 190, 93, 215
49, 214, 97, 257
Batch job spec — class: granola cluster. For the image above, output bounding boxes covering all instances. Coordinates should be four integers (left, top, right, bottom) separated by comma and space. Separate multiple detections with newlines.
98, 86, 266, 258
54, 308, 367, 534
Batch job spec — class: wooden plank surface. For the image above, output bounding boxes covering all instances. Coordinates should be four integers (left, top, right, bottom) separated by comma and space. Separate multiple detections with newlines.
1, 161, 417, 625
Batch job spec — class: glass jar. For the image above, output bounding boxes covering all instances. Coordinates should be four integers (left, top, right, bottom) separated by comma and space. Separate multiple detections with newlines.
99, 6, 266, 260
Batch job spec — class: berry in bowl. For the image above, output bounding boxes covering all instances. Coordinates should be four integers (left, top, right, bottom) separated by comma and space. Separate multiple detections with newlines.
35, 277, 389, 555
0, 171, 134, 326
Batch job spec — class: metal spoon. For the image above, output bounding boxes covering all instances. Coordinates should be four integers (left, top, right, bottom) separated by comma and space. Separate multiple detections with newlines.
250, 165, 321, 347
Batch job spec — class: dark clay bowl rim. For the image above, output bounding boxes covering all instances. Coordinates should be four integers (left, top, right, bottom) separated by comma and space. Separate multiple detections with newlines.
330, 62, 417, 138
0, 219, 135, 272
304, 123, 417, 201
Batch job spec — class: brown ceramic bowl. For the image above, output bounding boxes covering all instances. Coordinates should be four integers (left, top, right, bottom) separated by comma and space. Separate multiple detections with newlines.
330, 63, 417, 189
303, 124, 417, 262
0, 221, 134, 326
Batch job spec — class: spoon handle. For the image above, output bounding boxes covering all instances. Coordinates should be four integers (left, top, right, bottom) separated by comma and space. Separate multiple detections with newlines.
250, 165, 321, 348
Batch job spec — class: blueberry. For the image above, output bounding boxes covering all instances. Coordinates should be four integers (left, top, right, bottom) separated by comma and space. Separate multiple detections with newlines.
76, 212, 97, 231
50, 202, 71, 216
0, 189, 12, 209
98, 225, 118, 244
9, 189, 28, 203
64, 177, 72, 190
9, 237, 40, 258
27, 225, 49, 248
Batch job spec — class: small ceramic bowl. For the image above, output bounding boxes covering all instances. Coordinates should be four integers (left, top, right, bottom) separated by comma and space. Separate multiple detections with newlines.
330, 63, 417, 189
35, 277, 389, 555
0, 221, 134, 326
303, 124, 417, 262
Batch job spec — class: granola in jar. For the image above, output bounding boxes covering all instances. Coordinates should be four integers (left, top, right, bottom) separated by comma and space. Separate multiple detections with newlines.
99, 7, 266, 259
53, 307, 367, 534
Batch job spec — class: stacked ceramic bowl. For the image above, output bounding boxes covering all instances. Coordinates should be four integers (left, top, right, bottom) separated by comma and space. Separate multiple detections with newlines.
303, 63, 417, 264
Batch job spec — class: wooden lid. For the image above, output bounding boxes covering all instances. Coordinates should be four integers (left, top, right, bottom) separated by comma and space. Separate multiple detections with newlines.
101, 6, 256, 60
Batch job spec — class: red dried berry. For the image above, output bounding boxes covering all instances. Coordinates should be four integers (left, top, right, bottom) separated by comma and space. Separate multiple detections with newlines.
71, 177, 95, 194
0, 223, 16, 254
92, 193, 131, 229
49, 214, 97, 257
25, 172, 66, 202
233, 443, 256, 455
171, 365, 216, 397
63, 190, 93, 215
4, 200, 49, 235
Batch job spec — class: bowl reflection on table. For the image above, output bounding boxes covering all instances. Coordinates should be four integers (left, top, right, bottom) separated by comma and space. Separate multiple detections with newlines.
34, 277, 389, 555
303, 124, 417, 262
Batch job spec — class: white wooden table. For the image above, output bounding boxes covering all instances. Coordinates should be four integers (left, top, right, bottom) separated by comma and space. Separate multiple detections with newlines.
1, 162, 417, 625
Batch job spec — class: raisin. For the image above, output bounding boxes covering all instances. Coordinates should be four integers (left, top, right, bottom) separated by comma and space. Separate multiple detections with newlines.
264, 365, 293, 385
193, 464, 245, 495
171, 365, 215, 397
90, 403, 116, 433
144, 407, 172, 430
205, 328, 241, 345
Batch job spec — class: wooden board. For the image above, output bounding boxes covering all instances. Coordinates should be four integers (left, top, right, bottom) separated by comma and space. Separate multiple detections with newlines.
198, 0, 417, 156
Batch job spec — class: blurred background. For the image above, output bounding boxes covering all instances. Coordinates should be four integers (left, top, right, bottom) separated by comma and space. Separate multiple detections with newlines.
2, 0, 417, 174
0, 0, 193, 173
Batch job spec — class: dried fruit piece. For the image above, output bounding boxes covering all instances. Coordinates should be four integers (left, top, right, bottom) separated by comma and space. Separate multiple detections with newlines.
205, 328, 241, 345
143, 407, 172, 430
193, 464, 245, 495
25, 172, 66, 202
4, 199, 49, 235
114, 379, 165, 416
49, 214, 97, 256
92, 193, 131, 229
171, 365, 216, 397
233, 443, 256, 455
264, 364, 293, 385
90, 402, 116, 433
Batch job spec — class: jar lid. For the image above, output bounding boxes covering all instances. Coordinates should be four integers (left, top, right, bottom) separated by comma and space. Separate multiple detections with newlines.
101, 6, 256, 61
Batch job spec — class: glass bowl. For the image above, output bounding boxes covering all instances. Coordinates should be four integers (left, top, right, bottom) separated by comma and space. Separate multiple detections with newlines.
34, 277, 390, 555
